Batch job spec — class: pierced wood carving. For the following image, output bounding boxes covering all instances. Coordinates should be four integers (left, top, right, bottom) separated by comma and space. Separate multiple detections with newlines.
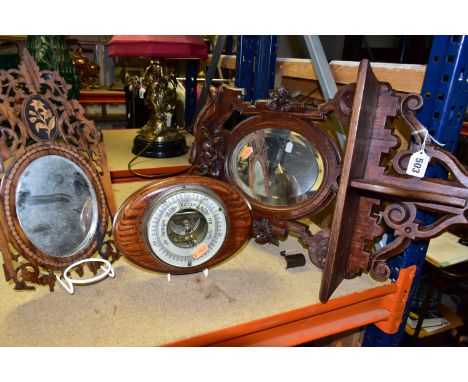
318, 59, 468, 302
0, 50, 118, 291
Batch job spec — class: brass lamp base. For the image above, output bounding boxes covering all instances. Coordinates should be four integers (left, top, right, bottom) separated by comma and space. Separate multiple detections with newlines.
132, 132, 188, 158
129, 59, 187, 159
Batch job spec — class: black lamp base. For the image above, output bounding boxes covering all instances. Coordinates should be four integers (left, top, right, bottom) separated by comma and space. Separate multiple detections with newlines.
132, 134, 188, 158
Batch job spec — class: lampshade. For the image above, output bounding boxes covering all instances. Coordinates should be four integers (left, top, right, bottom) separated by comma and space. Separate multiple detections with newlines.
108, 35, 208, 59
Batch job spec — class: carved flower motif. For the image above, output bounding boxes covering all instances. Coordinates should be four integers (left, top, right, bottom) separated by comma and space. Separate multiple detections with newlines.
252, 218, 279, 245
198, 126, 227, 178
27, 98, 56, 138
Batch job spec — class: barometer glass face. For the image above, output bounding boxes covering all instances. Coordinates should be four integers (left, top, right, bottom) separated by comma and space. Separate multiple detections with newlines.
232, 128, 324, 206
15, 155, 99, 258
145, 188, 228, 268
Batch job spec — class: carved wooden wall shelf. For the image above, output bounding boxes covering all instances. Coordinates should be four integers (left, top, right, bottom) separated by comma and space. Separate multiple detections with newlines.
0, 50, 118, 291
317, 60, 468, 302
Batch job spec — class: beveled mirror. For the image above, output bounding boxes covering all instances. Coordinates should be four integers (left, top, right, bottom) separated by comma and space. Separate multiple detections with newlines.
2, 145, 110, 272
0, 50, 118, 291
223, 116, 339, 221
16, 155, 98, 258
231, 128, 324, 206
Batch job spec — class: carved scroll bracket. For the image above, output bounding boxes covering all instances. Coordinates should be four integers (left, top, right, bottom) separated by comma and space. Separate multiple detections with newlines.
397, 93, 427, 147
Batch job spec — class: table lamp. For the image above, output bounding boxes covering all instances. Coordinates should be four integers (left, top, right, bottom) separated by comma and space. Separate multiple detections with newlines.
108, 35, 208, 158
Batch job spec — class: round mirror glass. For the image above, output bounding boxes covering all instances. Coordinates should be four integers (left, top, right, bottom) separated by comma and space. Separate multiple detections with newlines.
232, 128, 324, 206
15, 155, 99, 258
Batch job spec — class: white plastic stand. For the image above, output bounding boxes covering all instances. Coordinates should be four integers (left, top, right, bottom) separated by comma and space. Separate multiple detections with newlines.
56, 258, 115, 295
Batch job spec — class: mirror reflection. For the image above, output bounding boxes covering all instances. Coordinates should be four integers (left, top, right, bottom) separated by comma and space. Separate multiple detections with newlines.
15, 155, 98, 258
232, 128, 324, 206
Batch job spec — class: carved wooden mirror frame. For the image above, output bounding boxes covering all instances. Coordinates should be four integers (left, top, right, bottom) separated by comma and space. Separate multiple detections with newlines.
188, 86, 342, 268
0, 50, 118, 291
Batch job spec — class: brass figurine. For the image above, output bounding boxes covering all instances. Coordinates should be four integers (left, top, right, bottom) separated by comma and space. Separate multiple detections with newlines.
132, 60, 187, 158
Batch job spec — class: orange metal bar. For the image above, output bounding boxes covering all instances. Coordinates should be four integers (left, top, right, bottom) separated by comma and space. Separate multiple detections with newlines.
165, 266, 416, 346
110, 165, 191, 183
373, 264, 414, 334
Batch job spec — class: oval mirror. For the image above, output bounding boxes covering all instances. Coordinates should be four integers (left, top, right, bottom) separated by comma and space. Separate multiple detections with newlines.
231, 128, 324, 206
15, 155, 99, 258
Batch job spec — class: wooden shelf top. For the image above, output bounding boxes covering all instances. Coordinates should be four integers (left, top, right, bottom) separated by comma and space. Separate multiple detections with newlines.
211, 55, 426, 94
426, 232, 468, 268
102, 128, 193, 182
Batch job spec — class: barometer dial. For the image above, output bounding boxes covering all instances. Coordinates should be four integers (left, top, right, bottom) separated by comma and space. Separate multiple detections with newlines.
145, 188, 228, 268
113, 176, 252, 274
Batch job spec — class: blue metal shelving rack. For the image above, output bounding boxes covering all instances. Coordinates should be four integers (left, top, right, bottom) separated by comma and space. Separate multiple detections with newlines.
363, 35, 468, 346
235, 35, 278, 102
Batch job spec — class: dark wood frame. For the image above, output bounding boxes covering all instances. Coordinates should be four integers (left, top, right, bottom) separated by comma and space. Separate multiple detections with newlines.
224, 114, 340, 220
188, 86, 341, 267
113, 175, 252, 274
0, 50, 118, 291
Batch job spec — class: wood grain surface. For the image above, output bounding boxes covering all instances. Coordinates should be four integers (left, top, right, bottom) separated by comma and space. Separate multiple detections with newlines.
113, 175, 253, 274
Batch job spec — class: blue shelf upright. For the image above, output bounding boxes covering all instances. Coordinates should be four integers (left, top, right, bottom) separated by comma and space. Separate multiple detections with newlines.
363, 35, 468, 346
184, 60, 199, 131
253, 36, 278, 100
235, 35, 278, 102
